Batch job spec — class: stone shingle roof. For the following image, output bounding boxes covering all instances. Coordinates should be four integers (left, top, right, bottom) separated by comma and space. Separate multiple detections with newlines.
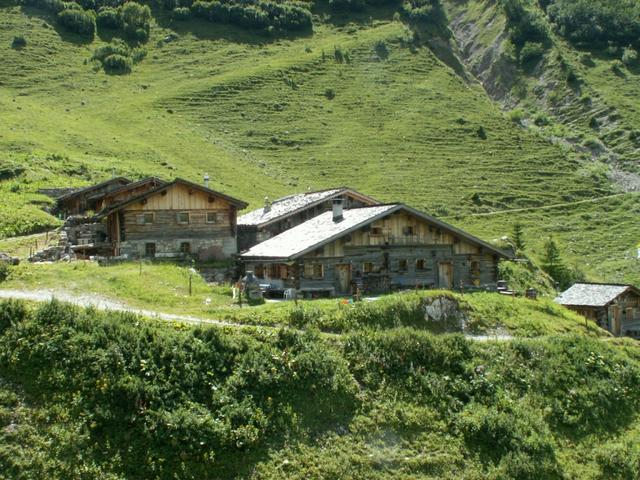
556, 283, 638, 307
238, 187, 376, 227
241, 204, 511, 260
241, 204, 398, 259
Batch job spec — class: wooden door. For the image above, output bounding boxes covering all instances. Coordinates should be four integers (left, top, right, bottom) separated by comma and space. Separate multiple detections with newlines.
438, 262, 453, 289
335, 264, 352, 295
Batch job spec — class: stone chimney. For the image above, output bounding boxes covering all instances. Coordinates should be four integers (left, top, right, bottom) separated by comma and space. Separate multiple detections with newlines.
332, 198, 343, 222
203, 173, 210, 188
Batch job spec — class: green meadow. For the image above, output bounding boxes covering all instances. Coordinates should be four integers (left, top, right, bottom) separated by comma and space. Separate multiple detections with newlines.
2, 0, 638, 284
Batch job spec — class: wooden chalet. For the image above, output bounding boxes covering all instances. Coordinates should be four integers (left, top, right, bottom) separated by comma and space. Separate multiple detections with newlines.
56, 177, 131, 216
556, 283, 640, 337
241, 201, 511, 297
93, 178, 248, 260
237, 187, 379, 251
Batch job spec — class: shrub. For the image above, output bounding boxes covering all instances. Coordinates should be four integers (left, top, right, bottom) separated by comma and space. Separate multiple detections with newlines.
622, 46, 638, 66
324, 88, 336, 100
329, 0, 366, 11
509, 108, 525, 123
0, 263, 9, 283
96, 7, 122, 30
374, 39, 389, 59
477, 125, 487, 139
534, 113, 551, 126
57, 7, 96, 37
519, 41, 545, 65
121, 2, 151, 41
190, 0, 312, 34
0, 299, 26, 334
548, 0, 640, 48
172, 6, 191, 20
500, 0, 550, 48
93, 39, 130, 61
611, 60, 625, 75
102, 54, 132, 73
11, 35, 27, 48
580, 52, 595, 67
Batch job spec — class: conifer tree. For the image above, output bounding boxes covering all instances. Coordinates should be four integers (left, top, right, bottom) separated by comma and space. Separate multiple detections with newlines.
512, 222, 526, 253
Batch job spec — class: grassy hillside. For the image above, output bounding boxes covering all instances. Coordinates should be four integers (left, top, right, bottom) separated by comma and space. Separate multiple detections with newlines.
0, 261, 606, 336
0, 299, 638, 479
0, 0, 638, 284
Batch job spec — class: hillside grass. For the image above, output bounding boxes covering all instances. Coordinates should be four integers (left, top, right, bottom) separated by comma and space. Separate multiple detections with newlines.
0, 0, 636, 285
456, 192, 640, 286
0, 261, 608, 337
0, 299, 637, 479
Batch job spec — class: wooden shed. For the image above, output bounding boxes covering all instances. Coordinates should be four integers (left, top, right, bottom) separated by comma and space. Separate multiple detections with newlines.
96, 178, 248, 260
237, 187, 379, 251
556, 283, 640, 337
56, 177, 131, 216
241, 202, 511, 297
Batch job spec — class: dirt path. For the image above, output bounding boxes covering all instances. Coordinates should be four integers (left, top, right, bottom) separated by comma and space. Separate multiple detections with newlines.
447, 193, 630, 218
0, 289, 252, 329
0, 289, 513, 341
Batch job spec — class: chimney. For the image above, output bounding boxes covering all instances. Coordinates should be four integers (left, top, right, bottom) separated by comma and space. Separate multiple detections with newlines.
264, 196, 271, 212
203, 173, 210, 188
332, 198, 343, 222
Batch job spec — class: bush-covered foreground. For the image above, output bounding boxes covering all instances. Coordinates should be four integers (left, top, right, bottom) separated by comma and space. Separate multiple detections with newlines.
1, 299, 639, 478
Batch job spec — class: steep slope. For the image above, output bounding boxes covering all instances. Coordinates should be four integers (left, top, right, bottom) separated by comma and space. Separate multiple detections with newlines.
0, 0, 637, 283
1, 300, 640, 479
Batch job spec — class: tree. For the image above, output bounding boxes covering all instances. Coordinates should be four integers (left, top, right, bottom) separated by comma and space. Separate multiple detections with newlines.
541, 237, 573, 290
512, 222, 526, 252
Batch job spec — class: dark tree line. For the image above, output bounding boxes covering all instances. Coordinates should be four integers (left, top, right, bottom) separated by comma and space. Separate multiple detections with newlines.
545, 0, 640, 48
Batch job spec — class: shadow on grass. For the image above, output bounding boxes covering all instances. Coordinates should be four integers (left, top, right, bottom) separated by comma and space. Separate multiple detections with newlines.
153, 8, 313, 46
20, 5, 95, 45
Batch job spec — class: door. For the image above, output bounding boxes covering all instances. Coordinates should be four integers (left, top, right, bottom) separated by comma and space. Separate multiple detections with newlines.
438, 262, 454, 289
335, 264, 352, 295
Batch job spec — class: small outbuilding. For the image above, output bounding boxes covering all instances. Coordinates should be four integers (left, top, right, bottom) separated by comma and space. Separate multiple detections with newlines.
556, 283, 640, 337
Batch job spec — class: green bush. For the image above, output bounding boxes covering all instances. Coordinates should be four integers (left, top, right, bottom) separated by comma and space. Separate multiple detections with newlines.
57, 7, 96, 37
329, 0, 366, 11
622, 47, 638, 66
11, 35, 27, 48
93, 38, 130, 61
190, 0, 312, 33
0, 263, 9, 283
500, 0, 550, 48
102, 54, 132, 74
96, 6, 122, 29
548, 0, 640, 48
172, 6, 191, 20
520, 41, 545, 64
509, 108, 525, 123
121, 1, 151, 41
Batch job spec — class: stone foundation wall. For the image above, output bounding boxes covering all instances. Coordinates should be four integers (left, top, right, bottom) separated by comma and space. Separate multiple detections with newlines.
119, 237, 237, 260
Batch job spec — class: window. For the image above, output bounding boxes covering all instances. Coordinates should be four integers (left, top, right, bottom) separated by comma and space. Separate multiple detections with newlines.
206, 212, 222, 224
371, 227, 384, 236
269, 264, 279, 278
177, 212, 190, 224
403, 226, 415, 236
416, 259, 426, 271
136, 213, 154, 225
363, 262, 374, 273
180, 242, 191, 254
304, 263, 324, 279
145, 242, 156, 257
398, 259, 408, 272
